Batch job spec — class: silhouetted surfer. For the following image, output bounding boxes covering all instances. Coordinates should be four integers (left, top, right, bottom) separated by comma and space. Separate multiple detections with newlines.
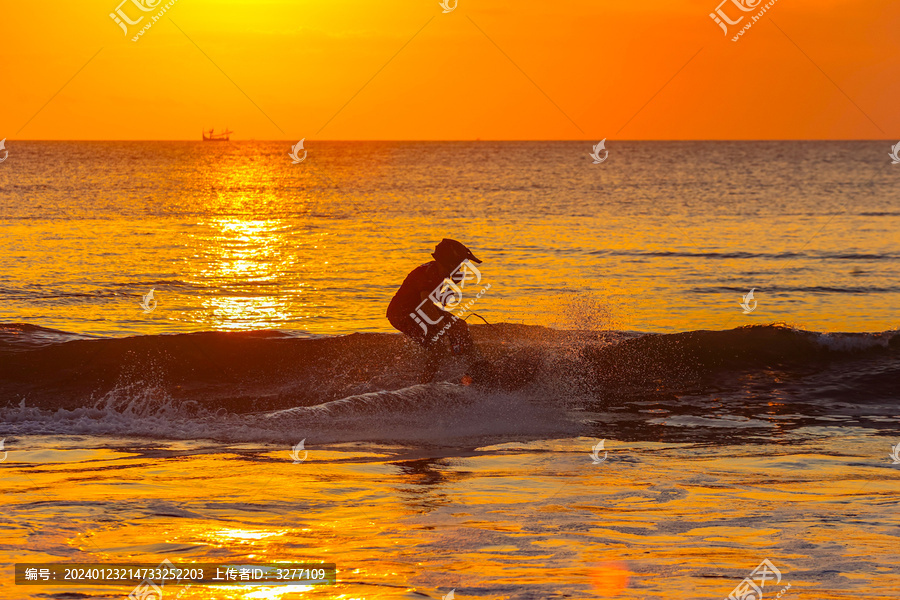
387, 239, 492, 384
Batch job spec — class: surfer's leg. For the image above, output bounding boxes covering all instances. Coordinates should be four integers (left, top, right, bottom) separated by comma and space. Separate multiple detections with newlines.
418, 310, 463, 383
388, 311, 427, 345
445, 316, 474, 356
389, 312, 450, 383
444, 317, 495, 383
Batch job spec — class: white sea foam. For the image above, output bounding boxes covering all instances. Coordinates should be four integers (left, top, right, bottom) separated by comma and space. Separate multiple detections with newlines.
0, 381, 574, 446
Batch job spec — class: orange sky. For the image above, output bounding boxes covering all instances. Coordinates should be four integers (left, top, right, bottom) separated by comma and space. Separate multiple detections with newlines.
2, 0, 898, 140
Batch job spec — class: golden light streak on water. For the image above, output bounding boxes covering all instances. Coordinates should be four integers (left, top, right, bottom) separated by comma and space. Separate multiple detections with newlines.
589, 561, 631, 595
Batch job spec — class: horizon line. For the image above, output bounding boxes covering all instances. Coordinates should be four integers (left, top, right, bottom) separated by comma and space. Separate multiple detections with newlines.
3, 138, 897, 142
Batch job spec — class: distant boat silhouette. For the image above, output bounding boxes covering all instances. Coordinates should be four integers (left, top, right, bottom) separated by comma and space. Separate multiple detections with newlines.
202, 128, 232, 142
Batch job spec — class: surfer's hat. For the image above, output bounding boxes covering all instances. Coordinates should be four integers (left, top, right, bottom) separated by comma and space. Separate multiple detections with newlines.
432, 238, 482, 267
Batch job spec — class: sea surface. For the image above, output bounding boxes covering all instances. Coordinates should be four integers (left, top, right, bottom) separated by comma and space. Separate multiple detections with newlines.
1, 141, 898, 335
1, 141, 899, 599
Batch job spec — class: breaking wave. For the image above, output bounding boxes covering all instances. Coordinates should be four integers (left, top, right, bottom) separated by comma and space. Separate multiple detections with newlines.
1, 322, 897, 444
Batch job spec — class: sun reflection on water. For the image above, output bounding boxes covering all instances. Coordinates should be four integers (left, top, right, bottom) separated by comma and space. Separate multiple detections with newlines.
184, 217, 324, 330
209, 528, 288, 542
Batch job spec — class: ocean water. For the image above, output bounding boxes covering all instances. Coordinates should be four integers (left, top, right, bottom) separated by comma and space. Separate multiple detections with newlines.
1, 141, 898, 335
1, 141, 899, 599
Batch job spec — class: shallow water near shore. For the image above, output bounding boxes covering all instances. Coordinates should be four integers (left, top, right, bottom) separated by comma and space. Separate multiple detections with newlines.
2, 428, 898, 600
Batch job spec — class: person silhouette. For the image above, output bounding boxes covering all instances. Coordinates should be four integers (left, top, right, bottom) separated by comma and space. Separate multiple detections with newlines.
387, 239, 492, 384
